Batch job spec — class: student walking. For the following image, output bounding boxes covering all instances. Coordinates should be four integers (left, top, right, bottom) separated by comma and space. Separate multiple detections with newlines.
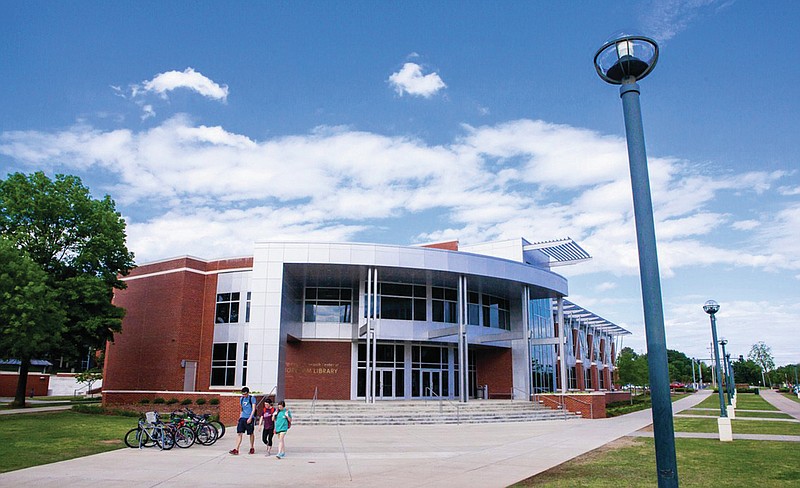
259, 398, 276, 456
229, 386, 257, 455
273, 400, 292, 459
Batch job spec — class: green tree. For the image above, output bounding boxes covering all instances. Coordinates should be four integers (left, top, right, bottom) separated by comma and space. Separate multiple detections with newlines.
74, 369, 103, 398
0, 238, 67, 405
616, 347, 649, 388
748, 342, 775, 387
0, 172, 135, 406
731, 356, 762, 386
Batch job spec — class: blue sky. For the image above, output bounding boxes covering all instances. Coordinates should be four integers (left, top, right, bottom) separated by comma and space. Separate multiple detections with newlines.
2, 1, 798, 368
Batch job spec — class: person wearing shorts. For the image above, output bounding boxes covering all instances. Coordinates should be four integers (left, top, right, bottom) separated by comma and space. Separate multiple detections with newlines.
273, 400, 292, 459
229, 386, 256, 455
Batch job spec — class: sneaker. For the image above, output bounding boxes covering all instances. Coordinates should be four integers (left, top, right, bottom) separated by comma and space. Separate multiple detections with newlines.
249, 448, 255, 455
229, 449, 239, 455
276, 453, 285, 459
265, 452, 272, 457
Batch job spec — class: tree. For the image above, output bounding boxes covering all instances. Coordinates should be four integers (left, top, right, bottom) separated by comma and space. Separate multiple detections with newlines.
731, 357, 763, 386
0, 238, 66, 405
748, 342, 775, 387
74, 369, 103, 397
616, 347, 649, 389
0, 172, 135, 406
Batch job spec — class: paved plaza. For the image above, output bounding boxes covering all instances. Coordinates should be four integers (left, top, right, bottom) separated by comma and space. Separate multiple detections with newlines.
1, 391, 798, 487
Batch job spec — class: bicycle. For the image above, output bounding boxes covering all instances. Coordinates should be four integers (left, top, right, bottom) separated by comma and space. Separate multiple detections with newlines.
172, 408, 219, 446
123, 411, 174, 450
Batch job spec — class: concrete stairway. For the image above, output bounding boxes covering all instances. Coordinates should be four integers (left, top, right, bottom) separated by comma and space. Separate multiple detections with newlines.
285, 399, 579, 425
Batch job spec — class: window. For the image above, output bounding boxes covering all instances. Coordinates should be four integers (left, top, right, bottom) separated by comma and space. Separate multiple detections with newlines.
468, 292, 481, 326
482, 294, 510, 330
304, 287, 352, 323
368, 282, 426, 321
242, 343, 248, 386
211, 343, 237, 386
215, 293, 240, 323
432, 286, 457, 323
245, 292, 251, 323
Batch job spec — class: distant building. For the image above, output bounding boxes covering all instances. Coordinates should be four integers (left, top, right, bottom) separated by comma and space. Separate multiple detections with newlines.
103, 238, 629, 401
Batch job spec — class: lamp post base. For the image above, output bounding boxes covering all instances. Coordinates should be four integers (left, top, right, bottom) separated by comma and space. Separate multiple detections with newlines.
717, 417, 733, 442
726, 405, 736, 419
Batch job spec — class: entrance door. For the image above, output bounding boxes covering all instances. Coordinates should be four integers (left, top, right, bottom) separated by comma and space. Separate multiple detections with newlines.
421, 369, 441, 397
183, 361, 197, 391
376, 368, 395, 399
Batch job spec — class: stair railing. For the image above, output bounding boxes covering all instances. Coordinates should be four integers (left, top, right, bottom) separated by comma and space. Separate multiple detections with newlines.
510, 386, 532, 402
311, 386, 319, 415
425, 387, 461, 424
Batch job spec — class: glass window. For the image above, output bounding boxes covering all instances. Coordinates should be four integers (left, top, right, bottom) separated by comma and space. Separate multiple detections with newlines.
432, 286, 457, 324
211, 343, 237, 386
369, 281, 426, 321
481, 294, 509, 330
245, 292, 251, 323
215, 292, 240, 324
304, 287, 353, 323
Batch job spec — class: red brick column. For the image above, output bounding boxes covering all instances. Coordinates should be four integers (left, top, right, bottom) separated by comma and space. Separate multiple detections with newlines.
575, 361, 585, 391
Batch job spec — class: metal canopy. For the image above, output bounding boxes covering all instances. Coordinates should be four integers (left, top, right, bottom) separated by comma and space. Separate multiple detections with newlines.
524, 237, 591, 267
559, 299, 630, 336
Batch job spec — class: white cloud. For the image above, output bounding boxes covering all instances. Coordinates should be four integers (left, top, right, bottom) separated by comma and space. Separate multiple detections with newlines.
388, 63, 446, 98
140, 104, 155, 121
731, 219, 759, 231
640, 0, 732, 42
133, 68, 229, 102
1, 116, 794, 280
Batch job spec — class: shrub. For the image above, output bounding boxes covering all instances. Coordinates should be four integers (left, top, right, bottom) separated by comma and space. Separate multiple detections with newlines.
166, 398, 179, 405
153, 397, 166, 404
195, 398, 207, 405
209, 398, 219, 405
138, 398, 151, 404
180, 398, 193, 406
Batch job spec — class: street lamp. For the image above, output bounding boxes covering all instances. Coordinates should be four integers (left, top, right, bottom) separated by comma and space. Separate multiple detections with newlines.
594, 34, 678, 487
704, 300, 733, 441
719, 338, 731, 405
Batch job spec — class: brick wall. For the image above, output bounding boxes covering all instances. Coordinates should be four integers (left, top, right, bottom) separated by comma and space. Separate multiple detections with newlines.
538, 392, 607, 418
285, 341, 351, 399
105, 257, 251, 393
0, 372, 50, 397
476, 347, 512, 399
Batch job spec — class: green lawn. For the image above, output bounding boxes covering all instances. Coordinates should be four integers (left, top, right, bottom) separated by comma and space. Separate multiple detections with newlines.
672, 417, 800, 436
514, 437, 800, 487
681, 408, 793, 419
694, 392, 777, 411
0, 410, 133, 473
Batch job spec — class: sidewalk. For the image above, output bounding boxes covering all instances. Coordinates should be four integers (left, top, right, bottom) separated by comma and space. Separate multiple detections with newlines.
0, 392, 710, 488
759, 389, 800, 421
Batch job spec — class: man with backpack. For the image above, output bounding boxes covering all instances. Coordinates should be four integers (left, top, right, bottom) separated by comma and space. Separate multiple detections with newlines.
229, 386, 257, 455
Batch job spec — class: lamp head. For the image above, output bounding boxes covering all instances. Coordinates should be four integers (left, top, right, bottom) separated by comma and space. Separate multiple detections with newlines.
594, 34, 659, 84
703, 300, 720, 315
719, 338, 728, 346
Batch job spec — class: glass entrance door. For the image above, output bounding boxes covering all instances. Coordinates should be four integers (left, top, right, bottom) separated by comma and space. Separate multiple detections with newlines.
421, 369, 441, 397
376, 368, 395, 399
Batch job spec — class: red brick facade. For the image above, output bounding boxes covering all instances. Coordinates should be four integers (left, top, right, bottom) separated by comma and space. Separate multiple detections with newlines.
104, 257, 252, 392
0, 372, 50, 397
476, 347, 512, 399
285, 341, 351, 399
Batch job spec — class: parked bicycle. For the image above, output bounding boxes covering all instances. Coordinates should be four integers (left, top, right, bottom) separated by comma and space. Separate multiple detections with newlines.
123, 411, 174, 450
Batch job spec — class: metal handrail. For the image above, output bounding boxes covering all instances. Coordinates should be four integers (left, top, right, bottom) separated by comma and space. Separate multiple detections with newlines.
311, 386, 319, 415
534, 393, 594, 419
510, 386, 532, 402
424, 387, 461, 424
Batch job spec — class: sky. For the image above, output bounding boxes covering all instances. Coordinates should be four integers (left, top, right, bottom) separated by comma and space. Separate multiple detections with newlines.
1, 1, 798, 368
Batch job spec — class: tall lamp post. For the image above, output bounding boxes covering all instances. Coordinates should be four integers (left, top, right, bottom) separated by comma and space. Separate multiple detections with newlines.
719, 339, 731, 405
704, 300, 733, 441
594, 34, 678, 486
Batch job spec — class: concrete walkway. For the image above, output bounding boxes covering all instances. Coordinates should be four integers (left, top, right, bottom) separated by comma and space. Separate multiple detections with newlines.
0, 393, 709, 488
759, 389, 800, 421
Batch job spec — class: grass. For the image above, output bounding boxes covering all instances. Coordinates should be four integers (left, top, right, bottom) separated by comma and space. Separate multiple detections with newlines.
0, 396, 102, 409
606, 392, 690, 417
513, 437, 800, 487
694, 392, 778, 411
681, 408, 793, 419
0, 410, 133, 473
672, 417, 800, 436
